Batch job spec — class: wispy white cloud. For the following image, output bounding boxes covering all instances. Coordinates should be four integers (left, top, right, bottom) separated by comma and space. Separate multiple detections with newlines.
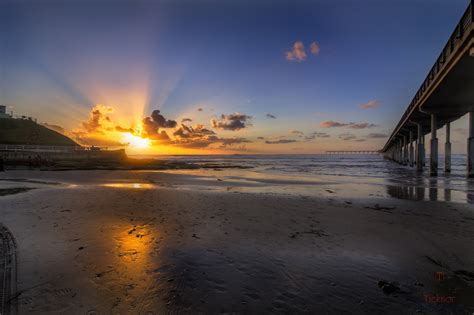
360, 100, 380, 110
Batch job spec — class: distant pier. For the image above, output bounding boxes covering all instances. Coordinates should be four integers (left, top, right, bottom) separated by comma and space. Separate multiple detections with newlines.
381, 1, 474, 177
326, 151, 379, 155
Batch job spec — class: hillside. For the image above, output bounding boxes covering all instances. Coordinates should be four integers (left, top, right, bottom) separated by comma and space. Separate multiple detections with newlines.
0, 118, 79, 146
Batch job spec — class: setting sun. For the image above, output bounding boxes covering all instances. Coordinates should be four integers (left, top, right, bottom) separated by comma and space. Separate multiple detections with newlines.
122, 132, 151, 149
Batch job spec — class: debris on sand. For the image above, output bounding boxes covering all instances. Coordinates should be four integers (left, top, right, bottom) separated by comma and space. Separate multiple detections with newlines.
378, 280, 400, 295
365, 204, 395, 212
425, 255, 446, 268
454, 270, 474, 281
290, 229, 328, 239
0, 187, 35, 196
325, 189, 335, 194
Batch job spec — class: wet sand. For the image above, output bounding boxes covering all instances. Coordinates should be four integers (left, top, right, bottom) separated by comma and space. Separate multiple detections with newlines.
0, 170, 473, 314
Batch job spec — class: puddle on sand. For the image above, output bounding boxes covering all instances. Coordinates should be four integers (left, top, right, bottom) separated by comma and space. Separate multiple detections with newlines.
101, 183, 155, 189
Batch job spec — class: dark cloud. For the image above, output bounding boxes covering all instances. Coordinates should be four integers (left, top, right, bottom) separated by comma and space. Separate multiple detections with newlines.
220, 138, 251, 147
366, 133, 387, 139
181, 118, 193, 123
150, 110, 177, 128
173, 124, 216, 139
266, 113, 276, 119
172, 124, 219, 148
265, 139, 297, 144
211, 113, 252, 131
197, 108, 203, 112
290, 130, 304, 137
338, 133, 357, 141
348, 123, 377, 129
141, 110, 176, 141
42, 123, 65, 134
354, 139, 366, 142
305, 132, 330, 140
257, 136, 265, 140
172, 124, 251, 148
320, 120, 350, 128
320, 120, 377, 129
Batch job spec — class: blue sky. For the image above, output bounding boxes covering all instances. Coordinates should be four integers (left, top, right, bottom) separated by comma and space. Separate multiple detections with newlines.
0, 0, 471, 154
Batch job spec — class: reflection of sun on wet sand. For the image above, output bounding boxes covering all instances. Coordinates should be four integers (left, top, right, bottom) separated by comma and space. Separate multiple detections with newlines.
0, 170, 473, 314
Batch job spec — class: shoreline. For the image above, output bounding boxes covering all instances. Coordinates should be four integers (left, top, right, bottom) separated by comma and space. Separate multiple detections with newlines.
0, 170, 473, 313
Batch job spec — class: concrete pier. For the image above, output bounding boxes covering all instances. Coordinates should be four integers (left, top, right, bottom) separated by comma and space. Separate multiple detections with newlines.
445, 122, 451, 173
380, 1, 474, 177
469, 112, 474, 178
430, 114, 438, 176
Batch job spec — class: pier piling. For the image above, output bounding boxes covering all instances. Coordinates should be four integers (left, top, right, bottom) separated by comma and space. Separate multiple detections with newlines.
469, 112, 474, 177
430, 114, 438, 176
445, 122, 451, 173
417, 124, 423, 171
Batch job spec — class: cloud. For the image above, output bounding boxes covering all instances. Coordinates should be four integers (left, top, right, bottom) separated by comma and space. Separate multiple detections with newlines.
220, 138, 251, 147
211, 113, 252, 131
320, 120, 350, 128
81, 105, 114, 133
285, 41, 307, 61
181, 118, 192, 123
320, 120, 377, 129
348, 123, 377, 129
173, 124, 216, 139
266, 113, 276, 119
338, 133, 357, 141
305, 132, 330, 140
290, 130, 304, 137
172, 123, 252, 148
265, 139, 298, 144
367, 133, 387, 139
115, 126, 135, 133
257, 136, 265, 140
360, 100, 380, 110
42, 123, 65, 134
310, 41, 320, 55
172, 123, 218, 148
149, 110, 177, 128
71, 105, 121, 146
140, 110, 177, 141
197, 107, 203, 112
354, 139, 366, 142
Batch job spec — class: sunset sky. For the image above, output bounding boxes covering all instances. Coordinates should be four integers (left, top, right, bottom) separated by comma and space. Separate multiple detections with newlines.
1, 0, 471, 154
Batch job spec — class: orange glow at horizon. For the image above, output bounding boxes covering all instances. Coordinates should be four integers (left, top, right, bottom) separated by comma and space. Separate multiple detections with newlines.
122, 132, 151, 149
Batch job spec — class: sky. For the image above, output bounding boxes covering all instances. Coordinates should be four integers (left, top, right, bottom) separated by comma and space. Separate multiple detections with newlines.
0, 0, 471, 155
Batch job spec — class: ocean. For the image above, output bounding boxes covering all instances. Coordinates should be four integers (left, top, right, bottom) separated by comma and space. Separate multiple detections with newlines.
148, 154, 474, 204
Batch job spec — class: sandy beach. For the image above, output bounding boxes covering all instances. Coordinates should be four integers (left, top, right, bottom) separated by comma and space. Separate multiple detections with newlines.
0, 170, 473, 314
